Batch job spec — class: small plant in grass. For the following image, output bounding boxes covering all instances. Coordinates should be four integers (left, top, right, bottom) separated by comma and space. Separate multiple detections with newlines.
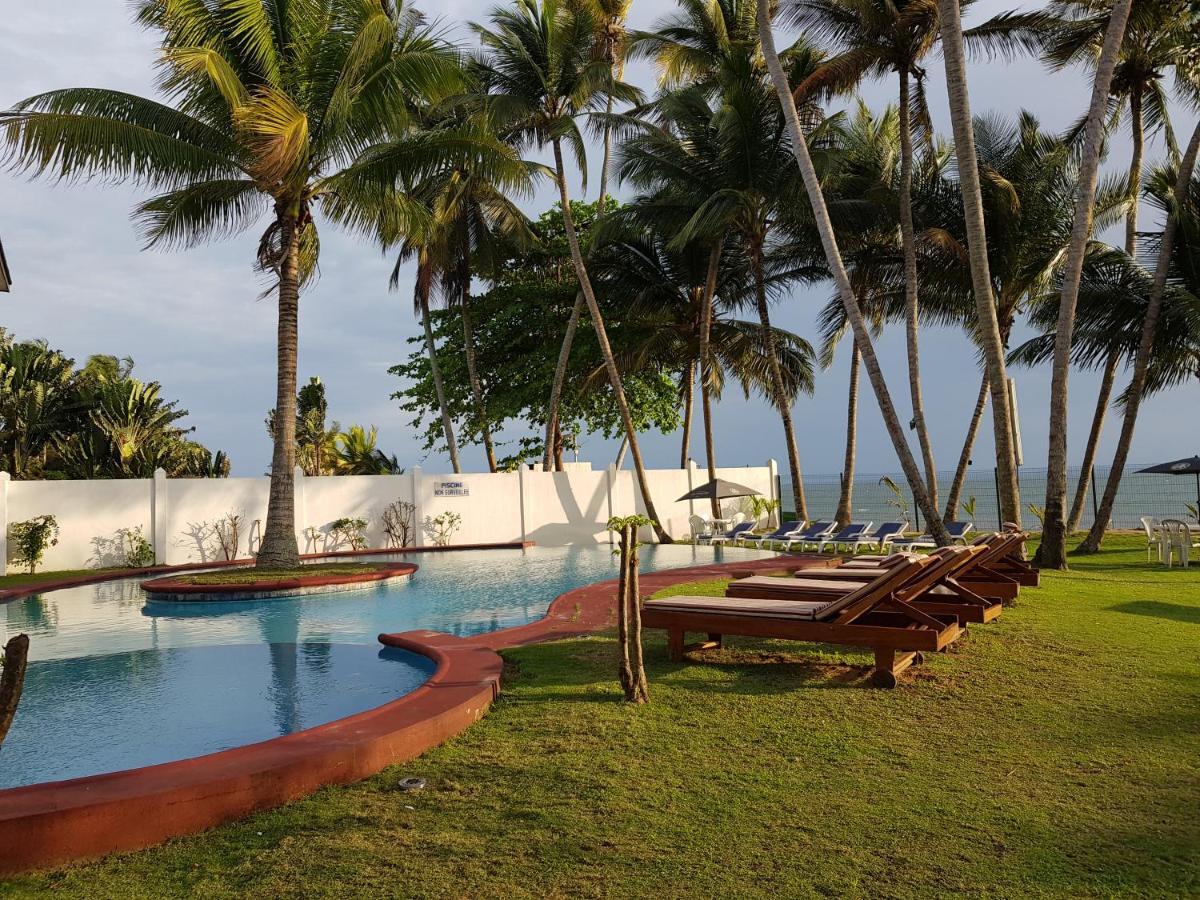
0, 634, 30, 751
329, 517, 369, 551
878, 477, 910, 525
382, 500, 416, 548
608, 514, 654, 704
1187, 503, 1198, 523
961, 496, 977, 519
743, 496, 781, 529
1027, 503, 1046, 529
423, 511, 462, 547
8, 515, 60, 574
118, 526, 155, 568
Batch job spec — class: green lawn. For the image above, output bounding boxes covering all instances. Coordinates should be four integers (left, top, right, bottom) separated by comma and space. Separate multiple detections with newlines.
0, 569, 118, 590
171, 564, 391, 585
4, 536, 1198, 898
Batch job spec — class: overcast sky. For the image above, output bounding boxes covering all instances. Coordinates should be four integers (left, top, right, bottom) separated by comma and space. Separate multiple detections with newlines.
1, 1, 1195, 481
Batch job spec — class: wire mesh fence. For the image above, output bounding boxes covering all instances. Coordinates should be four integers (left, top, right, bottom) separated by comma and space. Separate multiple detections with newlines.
781, 464, 1200, 532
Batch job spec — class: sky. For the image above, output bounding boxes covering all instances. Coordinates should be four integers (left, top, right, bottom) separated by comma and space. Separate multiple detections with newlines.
1, 1, 1196, 481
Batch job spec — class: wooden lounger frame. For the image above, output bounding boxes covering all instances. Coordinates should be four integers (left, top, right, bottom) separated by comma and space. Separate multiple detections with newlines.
642, 557, 964, 687
727, 546, 1003, 624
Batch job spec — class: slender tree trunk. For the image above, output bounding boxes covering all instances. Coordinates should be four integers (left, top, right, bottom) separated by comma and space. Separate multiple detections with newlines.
943, 373, 989, 522
599, 90, 615, 209
616, 525, 633, 692
1125, 87, 1145, 258
614, 435, 628, 469
1078, 119, 1200, 553
460, 276, 497, 473
752, 243, 808, 522
679, 362, 695, 468
898, 67, 938, 511
627, 527, 649, 703
758, 0, 948, 544
1037, 0, 1134, 566
544, 295, 583, 471
0, 634, 30, 750
258, 213, 303, 568
418, 268, 461, 475
835, 340, 860, 527
699, 243, 722, 518
935, 0, 1021, 528
553, 140, 672, 542
1065, 350, 1119, 533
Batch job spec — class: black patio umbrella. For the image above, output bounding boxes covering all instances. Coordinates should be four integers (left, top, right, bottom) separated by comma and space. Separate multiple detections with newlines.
676, 478, 761, 502
1135, 455, 1200, 509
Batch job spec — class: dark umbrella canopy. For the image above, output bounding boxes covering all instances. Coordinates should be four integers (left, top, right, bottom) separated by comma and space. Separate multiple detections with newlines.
1135, 456, 1200, 509
677, 479, 762, 502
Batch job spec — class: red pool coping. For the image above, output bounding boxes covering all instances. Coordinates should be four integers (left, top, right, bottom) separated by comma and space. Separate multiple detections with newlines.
0, 549, 834, 875
140, 562, 418, 599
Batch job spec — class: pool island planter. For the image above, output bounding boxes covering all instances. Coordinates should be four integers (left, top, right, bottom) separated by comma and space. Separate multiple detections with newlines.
0, 550, 835, 876
139, 563, 418, 603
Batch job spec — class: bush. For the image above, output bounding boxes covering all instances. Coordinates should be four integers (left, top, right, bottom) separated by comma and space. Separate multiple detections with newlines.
382, 499, 416, 548
118, 526, 155, 568
329, 517, 369, 551
423, 511, 462, 547
8, 515, 60, 574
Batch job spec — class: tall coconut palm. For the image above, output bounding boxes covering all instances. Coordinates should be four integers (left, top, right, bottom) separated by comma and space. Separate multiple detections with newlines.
933, 0, 1024, 528
0, 0, 470, 567
472, 0, 675, 541
1079, 132, 1200, 552
1032, 0, 1134, 566
757, 0, 949, 543
1039, 0, 1193, 534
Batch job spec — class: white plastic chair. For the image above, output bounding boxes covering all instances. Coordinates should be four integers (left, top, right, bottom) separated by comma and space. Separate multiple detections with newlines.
689, 515, 713, 545
1140, 516, 1162, 562
1162, 519, 1198, 568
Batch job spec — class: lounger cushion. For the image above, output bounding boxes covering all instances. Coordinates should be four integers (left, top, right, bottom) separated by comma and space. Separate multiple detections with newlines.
644, 595, 832, 620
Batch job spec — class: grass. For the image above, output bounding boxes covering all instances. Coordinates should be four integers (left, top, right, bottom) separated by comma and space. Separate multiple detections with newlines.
3, 535, 1198, 898
169, 564, 392, 586
0, 569, 125, 589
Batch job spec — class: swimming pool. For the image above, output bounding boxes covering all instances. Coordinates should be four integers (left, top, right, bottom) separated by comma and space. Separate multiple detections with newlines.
0, 544, 773, 788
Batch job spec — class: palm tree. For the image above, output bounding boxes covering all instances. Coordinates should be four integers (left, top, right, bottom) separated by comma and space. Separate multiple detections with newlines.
592, 222, 817, 470
0, 340, 74, 478
472, 0, 675, 541
757, 0, 949, 543
1079, 131, 1200, 552
1039, 0, 1193, 535
1033, 0, 1134, 566
933, 0, 1024, 528
334, 424, 403, 474
1, 0, 466, 567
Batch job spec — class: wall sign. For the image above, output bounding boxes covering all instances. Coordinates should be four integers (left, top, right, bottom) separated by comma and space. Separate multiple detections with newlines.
434, 480, 469, 497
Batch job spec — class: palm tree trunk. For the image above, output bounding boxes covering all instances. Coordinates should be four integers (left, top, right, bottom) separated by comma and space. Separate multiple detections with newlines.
835, 340, 860, 527
257, 214, 303, 569
0, 634, 30, 750
552, 139, 672, 543
1125, 87, 1145, 258
757, 0, 948, 544
752, 242, 808, 522
1065, 350, 1119, 533
1037, 0, 1134, 567
679, 361, 695, 468
615, 435, 628, 469
460, 278, 497, 473
1078, 119, 1200, 553
943, 373, 989, 522
544, 295, 583, 471
419, 279, 461, 476
898, 66, 938, 511
700, 242, 722, 518
935, 0, 1021, 528
599, 90, 615, 209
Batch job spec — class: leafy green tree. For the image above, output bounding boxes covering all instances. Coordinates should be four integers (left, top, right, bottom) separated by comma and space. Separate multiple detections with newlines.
333, 425, 403, 475
1, 0, 468, 567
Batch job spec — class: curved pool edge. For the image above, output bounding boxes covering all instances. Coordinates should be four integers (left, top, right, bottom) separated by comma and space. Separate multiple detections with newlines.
0, 548, 831, 876
140, 562, 418, 602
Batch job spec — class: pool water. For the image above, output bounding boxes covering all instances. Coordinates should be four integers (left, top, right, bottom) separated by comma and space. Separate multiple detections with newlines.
0, 544, 771, 788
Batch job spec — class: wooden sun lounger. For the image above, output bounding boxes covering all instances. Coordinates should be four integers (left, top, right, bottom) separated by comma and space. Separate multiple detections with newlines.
727, 546, 1003, 623
642, 556, 964, 687
843, 532, 1032, 600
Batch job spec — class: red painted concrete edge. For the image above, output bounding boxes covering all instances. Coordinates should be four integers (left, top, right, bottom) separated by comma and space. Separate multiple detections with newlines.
140, 562, 418, 597
0, 549, 831, 875
0, 542, 532, 606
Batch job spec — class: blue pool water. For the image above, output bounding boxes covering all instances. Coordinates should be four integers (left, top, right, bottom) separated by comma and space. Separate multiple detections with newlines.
0, 544, 771, 788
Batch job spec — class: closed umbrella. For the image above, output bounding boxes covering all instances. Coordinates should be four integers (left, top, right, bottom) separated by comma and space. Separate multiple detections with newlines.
1135, 456, 1200, 510
676, 479, 761, 502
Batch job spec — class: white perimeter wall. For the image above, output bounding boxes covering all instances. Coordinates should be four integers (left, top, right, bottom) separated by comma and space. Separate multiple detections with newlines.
0, 461, 778, 572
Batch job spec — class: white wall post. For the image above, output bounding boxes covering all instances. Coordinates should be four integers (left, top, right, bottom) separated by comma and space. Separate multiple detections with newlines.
294, 466, 307, 552
152, 468, 168, 565
0, 472, 9, 573
767, 458, 780, 528
606, 463, 616, 546
411, 465, 424, 547
517, 464, 528, 543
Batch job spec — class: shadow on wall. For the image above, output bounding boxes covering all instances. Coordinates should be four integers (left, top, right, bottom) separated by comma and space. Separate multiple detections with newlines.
525, 475, 610, 546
